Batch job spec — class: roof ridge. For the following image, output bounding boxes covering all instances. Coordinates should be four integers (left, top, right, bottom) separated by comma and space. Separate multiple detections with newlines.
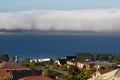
114, 69, 120, 77
0, 61, 7, 68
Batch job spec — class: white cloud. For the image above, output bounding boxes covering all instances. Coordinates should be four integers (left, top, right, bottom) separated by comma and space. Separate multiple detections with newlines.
0, 8, 120, 32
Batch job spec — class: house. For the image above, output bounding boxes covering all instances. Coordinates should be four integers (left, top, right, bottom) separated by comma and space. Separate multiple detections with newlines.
0, 61, 42, 80
92, 68, 115, 78
74, 58, 87, 69
12, 70, 42, 80
88, 69, 118, 80
30, 58, 51, 63
0, 70, 12, 79
77, 62, 84, 69
55, 56, 77, 66
66, 59, 92, 70
0, 61, 30, 70
67, 60, 77, 66
55, 59, 67, 66
81, 61, 113, 70
92, 70, 101, 78
65, 56, 76, 60
19, 75, 54, 80
88, 63, 118, 80
82, 62, 100, 70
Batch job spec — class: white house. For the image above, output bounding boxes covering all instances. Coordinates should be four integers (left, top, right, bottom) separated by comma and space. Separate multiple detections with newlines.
88, 69, 119, 80
30, 58, 51, 63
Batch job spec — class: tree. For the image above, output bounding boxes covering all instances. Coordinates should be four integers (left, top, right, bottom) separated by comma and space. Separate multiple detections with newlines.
59, 66, 91, 80
48, 58, 54, 65
36, 59, 39, 65
0, 54, 9, 62
12, 56, 15, 62
30, 61, 36, 68
113, 54, 120, 64
23, 57, 30, 67
45, 69, 60, 79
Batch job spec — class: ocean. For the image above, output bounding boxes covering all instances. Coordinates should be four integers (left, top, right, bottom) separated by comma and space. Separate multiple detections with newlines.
0, 33, 120, 60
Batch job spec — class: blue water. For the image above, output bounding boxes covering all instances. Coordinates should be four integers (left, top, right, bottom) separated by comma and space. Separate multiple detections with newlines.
0, 34, 120, 60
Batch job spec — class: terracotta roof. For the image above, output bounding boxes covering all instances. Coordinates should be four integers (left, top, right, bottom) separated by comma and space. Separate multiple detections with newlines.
0, 70, 12, 78
19, 75, 54, 80
0, 61, 30, 70
99, 69, 115, 74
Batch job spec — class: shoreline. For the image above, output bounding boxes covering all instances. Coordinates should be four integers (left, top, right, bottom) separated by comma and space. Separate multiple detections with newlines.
0, 32, 15, 34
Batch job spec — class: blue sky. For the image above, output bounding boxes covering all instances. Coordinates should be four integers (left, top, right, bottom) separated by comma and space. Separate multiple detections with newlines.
0, 0, 120, 11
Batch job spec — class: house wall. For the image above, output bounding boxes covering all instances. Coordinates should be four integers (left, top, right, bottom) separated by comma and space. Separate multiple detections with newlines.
67, 61, 76, 66
77, 62, 84, 69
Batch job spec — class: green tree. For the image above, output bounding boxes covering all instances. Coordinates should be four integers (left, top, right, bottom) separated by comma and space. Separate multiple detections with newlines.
113, 54, 120, 64
0, 54, 9, 62
45, 69, 60, 79
60, 66, 91, 80
30, 61, 36, 68
36, 59, 39, 65
12, 56, 15, 62
24, 57, 30, 67
48, 58, 54, 65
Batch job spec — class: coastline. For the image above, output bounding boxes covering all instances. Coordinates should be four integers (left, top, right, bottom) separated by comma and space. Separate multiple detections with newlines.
0, 32, 15, 34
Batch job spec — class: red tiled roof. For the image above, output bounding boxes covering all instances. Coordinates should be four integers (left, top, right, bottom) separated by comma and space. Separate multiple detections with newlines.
99, 69, 115, 74
0, 70, 12, 78
0, 61, 30, 70
19, 75, 54, 80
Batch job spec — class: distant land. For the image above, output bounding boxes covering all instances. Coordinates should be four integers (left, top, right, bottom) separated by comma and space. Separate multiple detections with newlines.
0, 29, 22, 34
0, 29, 120, 35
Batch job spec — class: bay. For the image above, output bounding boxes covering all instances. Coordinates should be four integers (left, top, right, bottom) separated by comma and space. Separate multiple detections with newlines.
0, 33, 120, 60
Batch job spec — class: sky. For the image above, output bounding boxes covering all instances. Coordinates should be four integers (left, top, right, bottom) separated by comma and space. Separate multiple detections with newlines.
0, 0, 120, 32
0, 0, 120, 11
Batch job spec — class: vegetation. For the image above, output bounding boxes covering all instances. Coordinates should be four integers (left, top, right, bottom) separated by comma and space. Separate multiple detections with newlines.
0, 76, 10, 80
30, 61, 36, 68
58, 66, 91, 80
23, 57, 30, 67
0, 54, 9, 62
44, 69, 61, 79
75, 52, 120, 64
0, 53, 119, 80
